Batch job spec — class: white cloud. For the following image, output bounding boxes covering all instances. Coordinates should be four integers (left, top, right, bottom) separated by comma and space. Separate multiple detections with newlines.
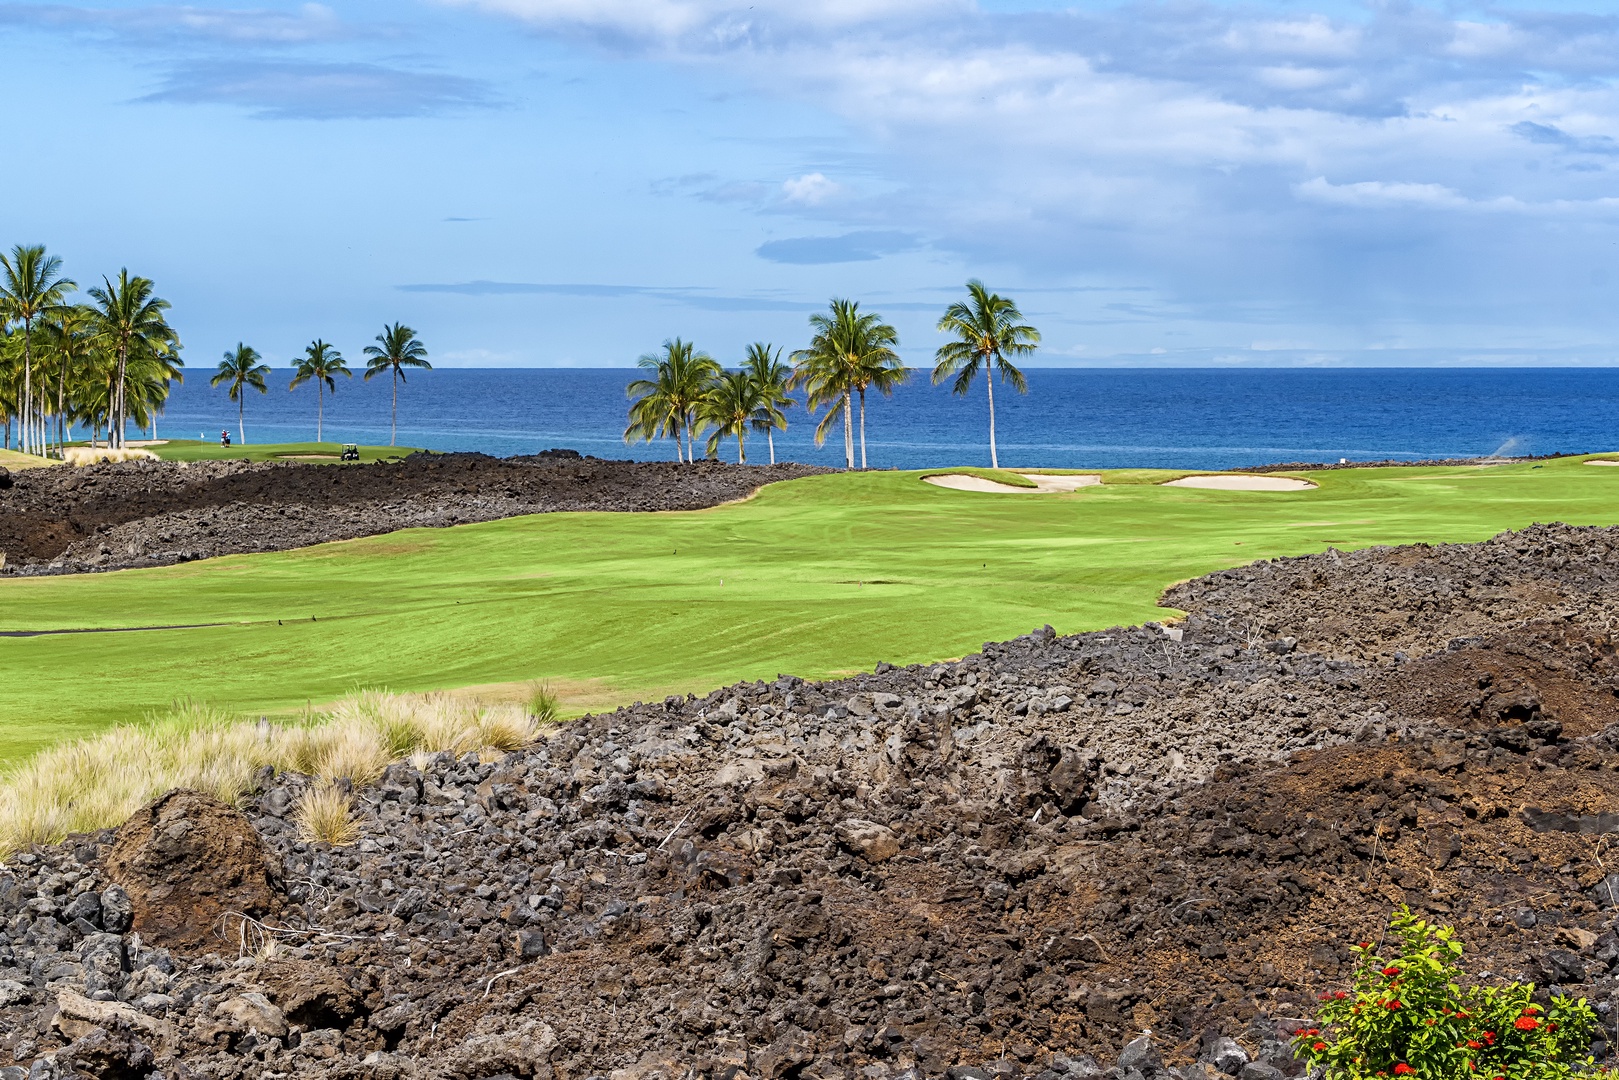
781, 172, 842, 205
440, 0, 961, 41
445, 0, 1619, 346
1295, 176, 1476, 209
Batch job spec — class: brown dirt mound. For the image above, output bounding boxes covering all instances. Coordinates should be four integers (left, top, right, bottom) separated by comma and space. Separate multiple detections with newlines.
103, 790, 283, 952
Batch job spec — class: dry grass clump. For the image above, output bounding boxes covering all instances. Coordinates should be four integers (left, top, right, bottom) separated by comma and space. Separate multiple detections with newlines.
294, 780, 359, 846
61, 446, 159, 466
0, 690, 553, 857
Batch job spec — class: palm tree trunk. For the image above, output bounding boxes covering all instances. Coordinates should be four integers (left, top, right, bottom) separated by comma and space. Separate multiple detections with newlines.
239, 395, 246, 446
987, 368, 998, 470
112, 342, 128, 450
317, 385, 324, 443
737, 428, 746, 464
57, 360, 67, 459
21, 322, 32, 456
390, 368, 398, 446
858, 388, 868, 470
842, 394, 853, 469
767, 429, 775, 465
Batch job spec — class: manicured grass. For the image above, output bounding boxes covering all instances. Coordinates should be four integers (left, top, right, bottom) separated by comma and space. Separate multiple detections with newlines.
67, 439, 423, 464
0, 450, 59, 470
2, 456, 1618, 762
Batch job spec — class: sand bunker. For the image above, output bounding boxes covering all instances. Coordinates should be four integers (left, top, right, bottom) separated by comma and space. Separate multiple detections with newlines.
923, 472, 1103, 494
1165, 474, 1316, 491
1019, 473, 1102, 491
1585, 459, 1619, 467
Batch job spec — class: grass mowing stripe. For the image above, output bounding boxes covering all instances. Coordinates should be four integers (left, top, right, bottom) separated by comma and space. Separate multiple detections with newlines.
2, 458, 1618, 762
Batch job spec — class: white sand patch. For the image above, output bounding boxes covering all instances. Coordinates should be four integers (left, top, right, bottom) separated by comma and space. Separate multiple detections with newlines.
924, 474, 1031, 493
1165, 474, 1316, 491
923, 472, 1103, 494
1018, 473, 1102, 491
122, 440, 169, 448
1585, 459, 1619, 467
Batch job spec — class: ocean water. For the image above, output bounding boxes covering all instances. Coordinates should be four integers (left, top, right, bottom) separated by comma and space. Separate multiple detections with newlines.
137, 367, 1619, 471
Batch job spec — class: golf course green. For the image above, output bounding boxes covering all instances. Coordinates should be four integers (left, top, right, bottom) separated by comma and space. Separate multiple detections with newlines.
3, 456, 1618, 762
138, 439, 420, 463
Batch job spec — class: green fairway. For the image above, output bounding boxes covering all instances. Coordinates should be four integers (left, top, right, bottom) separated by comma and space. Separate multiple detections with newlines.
3, 456, 1618, 761
71, 439, 423, 463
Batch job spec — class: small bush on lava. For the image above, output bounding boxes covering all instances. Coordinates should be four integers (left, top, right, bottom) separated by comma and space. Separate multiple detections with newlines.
1295, 907, 1611, 1080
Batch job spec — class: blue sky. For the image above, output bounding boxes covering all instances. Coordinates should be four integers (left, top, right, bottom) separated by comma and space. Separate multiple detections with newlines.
3, 0, 1618, 368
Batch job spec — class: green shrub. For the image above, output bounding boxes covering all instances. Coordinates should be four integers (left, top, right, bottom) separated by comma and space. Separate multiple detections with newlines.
1295, 907, 1612, 1080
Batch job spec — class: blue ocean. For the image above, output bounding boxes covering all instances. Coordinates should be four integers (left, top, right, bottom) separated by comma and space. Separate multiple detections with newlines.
142, 368, 1619, 471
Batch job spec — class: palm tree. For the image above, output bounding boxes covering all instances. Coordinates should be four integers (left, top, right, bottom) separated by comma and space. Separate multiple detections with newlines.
289, 339, 350, 442
624, 338, 719, 463
791, 299, 904, 469
932, 280, 1040, 469
87, 270, 176, 449
362, 323, 430, 446
0, 245, 75, 456
742, 342, 793, 465
211, 343, 270, 445
700, 369, 766, 463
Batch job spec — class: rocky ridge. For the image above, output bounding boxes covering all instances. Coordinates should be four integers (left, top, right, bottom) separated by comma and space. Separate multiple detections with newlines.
0, 453, 828, 576
1, 524, 1617, 1079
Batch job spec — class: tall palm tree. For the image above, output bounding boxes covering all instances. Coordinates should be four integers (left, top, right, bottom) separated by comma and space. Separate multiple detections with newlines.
742, 342, 793, 465
87, 270, 176, 449
211, 343, 270, 445
932, 280, 1040, 469
289, 339, 349, 442
0, 245, 75, 456
362, 323, 430, 446
700, 369, 766, 463
624, 338, 719, 463
791, 299, 903, 469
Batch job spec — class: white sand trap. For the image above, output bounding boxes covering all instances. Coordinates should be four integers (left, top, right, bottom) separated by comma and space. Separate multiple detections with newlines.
1585, 459, 1619, 467
924, 474, 1031, 493
1018, 473, 1102, 491
1165, 474, 1316, 491
924, 472, 1103, 494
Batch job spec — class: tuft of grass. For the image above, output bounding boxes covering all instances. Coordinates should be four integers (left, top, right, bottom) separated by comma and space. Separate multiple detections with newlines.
294, 779, 358, 846
61, 447, 159, 466
525, 681, 559, 724
0, 691, 545, 857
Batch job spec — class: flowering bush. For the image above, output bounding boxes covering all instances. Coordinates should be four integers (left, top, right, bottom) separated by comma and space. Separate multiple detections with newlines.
1294, 907, 1613, 1080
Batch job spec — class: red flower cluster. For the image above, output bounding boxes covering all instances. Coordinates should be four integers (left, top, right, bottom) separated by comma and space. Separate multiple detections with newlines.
1394, 1065, 1415, 1075
1514, 1016, 1540, 1031
1381, 966, 1401, 976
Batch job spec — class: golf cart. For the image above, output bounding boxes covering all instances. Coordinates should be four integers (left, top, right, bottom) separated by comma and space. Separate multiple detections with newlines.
339, 444, 360, 462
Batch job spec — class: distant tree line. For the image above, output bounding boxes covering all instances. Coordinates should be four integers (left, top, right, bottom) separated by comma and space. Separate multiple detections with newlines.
0, 244, 180, 454
625, 281, 1040, 468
